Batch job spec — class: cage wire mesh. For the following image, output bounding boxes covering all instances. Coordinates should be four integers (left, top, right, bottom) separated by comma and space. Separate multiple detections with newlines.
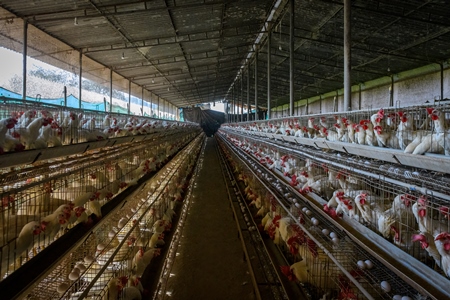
24, 134, 203, 299
0, 125, 199, 281
218, 130, 437, 299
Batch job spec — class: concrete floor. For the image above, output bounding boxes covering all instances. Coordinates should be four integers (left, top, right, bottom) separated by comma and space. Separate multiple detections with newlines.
161, 137, 254, 300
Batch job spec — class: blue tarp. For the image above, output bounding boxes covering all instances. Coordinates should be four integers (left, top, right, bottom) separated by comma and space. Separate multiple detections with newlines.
0, 86, 106, 111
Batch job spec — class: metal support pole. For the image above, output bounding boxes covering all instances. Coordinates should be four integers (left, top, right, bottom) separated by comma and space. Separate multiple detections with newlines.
22, 20, 28, 101
247, 68, 250, 121
267, 30, 271, 120
231, 84, 236, 122
254, 49, 258, 121
149, 92, 153, 117
440, 63, 444, 100
306, 98, 309, 115
63, 86, 67, 107
79, 52, 82, 109
358, 84, 362, 110
141, 87, 144, 116
109, 69, 113, 112
319, 95, 322, 113
289, 0, 295, 116
157, 96, 160, 118
389, 76, 394, 107
343, 0, 351, 111
128, 80, 131, 114
241, 77, 244, 121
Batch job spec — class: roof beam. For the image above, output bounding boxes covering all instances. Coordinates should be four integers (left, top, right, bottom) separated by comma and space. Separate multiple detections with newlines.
82, 27, 262, 53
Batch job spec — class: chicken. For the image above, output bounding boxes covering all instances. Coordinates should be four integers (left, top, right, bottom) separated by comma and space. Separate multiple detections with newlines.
87, 198, 102, 218
73, 191, 100, 207
361, 119, 377, 146
132, 247, 161, 277
406, 107, 447, 155
412, 196, 450, 236
18, 110, 36, 127
280, 260, 309, 282
13, 117, 52, 149
62, 112, 80, 144
122, 286, 142, 300
0, 221, 41, 278
412, 233, 441, 268
89, 171, 111, 188
38, 211, 68, 246
0, 117, 19, 153
152, 220, 169, 233
128, 275, 144, 295
427, 108, 450, 155
354, 123, 366, 145
104, 277, 121, 300
396, 111, 415, 150
373, 125, 398, 148
434, 232, 450, 278
148, 232, 165, 248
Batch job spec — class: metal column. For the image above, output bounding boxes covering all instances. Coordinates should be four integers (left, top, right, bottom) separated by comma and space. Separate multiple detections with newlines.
233, 86, 236, 122
241, 77, 244, 121
358, 85, 362, 110
157, 96, 160, 118
267, 30, 271, 120
63, 86, 67, 107
440, 63, 444, 100
254, 49, 258, 121
109, 69, 113, 112
149, 92, 153, 117
22, 20, 27, 101
141, 87, 144, 116
343, 0, 352, 111
247, 69, 250, 121
128, 80, 131, 114
389, 76, 394, 107
79, 51, 82, 109
289, 0, 295, 116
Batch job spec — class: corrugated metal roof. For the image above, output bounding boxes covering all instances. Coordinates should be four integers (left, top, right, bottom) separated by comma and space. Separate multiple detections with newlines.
0, 0, 450, 108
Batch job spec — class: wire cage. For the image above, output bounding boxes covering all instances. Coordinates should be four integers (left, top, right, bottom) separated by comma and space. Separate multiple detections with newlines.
0, 126, 200, 282
22, 134, 203, 299
0, 99, 195, 164
225, 103, 450, 156
217, 129, 442, 299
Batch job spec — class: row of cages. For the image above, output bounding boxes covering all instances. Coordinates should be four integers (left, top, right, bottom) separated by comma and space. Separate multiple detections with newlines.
0, 99, 196, 154
0, 127, 200, 284
216, 129, 450, 300
26, 134, 203, 300
223, 103, 450, 156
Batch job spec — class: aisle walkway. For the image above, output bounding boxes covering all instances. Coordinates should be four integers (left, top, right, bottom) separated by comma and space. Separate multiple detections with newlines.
162, 137, 254, 300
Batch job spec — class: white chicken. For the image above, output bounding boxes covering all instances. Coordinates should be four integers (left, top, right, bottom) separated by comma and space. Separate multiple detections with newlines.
0, 221, 41, 278
434, 232, 450, 278
132, 247, 161, 277
412, 196, 450, 237
38, 211, 68, 246
412, 233, 441, 268
0, 117, 19, 153
13, 117, 52, 149
280, 260, 309, 282
148, 232, 165, 248
73, 191, 100, 207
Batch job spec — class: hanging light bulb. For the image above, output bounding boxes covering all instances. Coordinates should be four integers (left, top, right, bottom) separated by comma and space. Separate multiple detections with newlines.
121, 52, 125, 60
152, 79, 155, 83
74, 17, 78, 26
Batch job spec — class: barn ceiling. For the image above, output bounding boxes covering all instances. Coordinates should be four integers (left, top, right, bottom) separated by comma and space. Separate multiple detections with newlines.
1, 0, 450, 109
